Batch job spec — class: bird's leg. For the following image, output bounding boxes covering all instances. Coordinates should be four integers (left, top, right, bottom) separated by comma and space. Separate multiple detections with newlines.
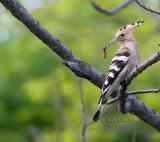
111, 90, 118, 98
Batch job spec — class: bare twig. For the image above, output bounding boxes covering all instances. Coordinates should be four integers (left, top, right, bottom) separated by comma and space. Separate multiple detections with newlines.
128, 52, 160, 85
1, 0, 160, 131
77, 73, 94, 142
135, 0, 160, 15
78, 79, 87, 142
106, 89, 160, 105
107, 96, 119, 105
127, 89, 160, 95
92, 0, 134, 15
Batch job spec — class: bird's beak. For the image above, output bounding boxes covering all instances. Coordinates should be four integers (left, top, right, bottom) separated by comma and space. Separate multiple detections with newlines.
102, 37, 118, 59
105, 37, 118, 48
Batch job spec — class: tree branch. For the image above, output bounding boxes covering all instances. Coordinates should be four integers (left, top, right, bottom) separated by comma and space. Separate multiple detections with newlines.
0, 0, 79, 62
127, 52, 160, 86
124, 95, 160, 132
107, 96, 119, 105
107, 89, 160, 105
1, 0, 160, 131
135, 0, 160, 15
63, 61, 105, 88
127, 89, 160, 95
92, 0, 134, 15
0, 0, 105, 88
107, 95, 160, 132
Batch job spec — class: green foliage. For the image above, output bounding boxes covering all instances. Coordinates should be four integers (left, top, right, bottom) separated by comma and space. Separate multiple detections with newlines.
0, 0, 160, 141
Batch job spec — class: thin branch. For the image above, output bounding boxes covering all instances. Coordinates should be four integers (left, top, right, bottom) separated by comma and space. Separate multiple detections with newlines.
1, 0, 160, 131
127, 89, 160, 95
106, 89, 160, 105
127, 52, 160, 86
78, 79, 87, 142
107, 96, 119, 105
135, 0, 160, 15
92, 0, 134, 15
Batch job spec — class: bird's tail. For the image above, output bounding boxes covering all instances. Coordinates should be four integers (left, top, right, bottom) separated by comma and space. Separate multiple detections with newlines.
93, 109, 101, 122
93, 101, 104, 122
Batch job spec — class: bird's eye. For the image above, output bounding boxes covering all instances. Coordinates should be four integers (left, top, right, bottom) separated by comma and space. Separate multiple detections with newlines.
121, 34, 125, 37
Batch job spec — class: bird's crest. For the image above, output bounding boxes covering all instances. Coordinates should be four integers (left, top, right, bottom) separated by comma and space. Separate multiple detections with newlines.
119, 21, 144, 31
102, 21, 144, 59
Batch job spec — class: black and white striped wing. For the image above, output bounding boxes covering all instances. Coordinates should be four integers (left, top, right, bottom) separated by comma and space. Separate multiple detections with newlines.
99, 50, 130, 104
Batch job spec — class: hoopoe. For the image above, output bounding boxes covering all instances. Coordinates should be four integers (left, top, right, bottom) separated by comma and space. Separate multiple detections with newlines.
93, 21, 144, 122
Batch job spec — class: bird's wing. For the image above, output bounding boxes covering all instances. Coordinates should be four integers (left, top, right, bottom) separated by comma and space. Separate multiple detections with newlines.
99, 47, 130, 104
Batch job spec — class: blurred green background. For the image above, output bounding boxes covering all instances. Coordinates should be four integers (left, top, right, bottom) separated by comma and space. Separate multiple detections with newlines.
0, 0, 160, 142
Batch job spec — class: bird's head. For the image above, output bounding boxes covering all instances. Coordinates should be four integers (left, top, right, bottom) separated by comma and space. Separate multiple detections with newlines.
105, 21, 144, 47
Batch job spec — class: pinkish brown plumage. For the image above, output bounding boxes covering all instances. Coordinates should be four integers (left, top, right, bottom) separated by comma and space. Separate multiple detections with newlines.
93, 21, 144, 122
